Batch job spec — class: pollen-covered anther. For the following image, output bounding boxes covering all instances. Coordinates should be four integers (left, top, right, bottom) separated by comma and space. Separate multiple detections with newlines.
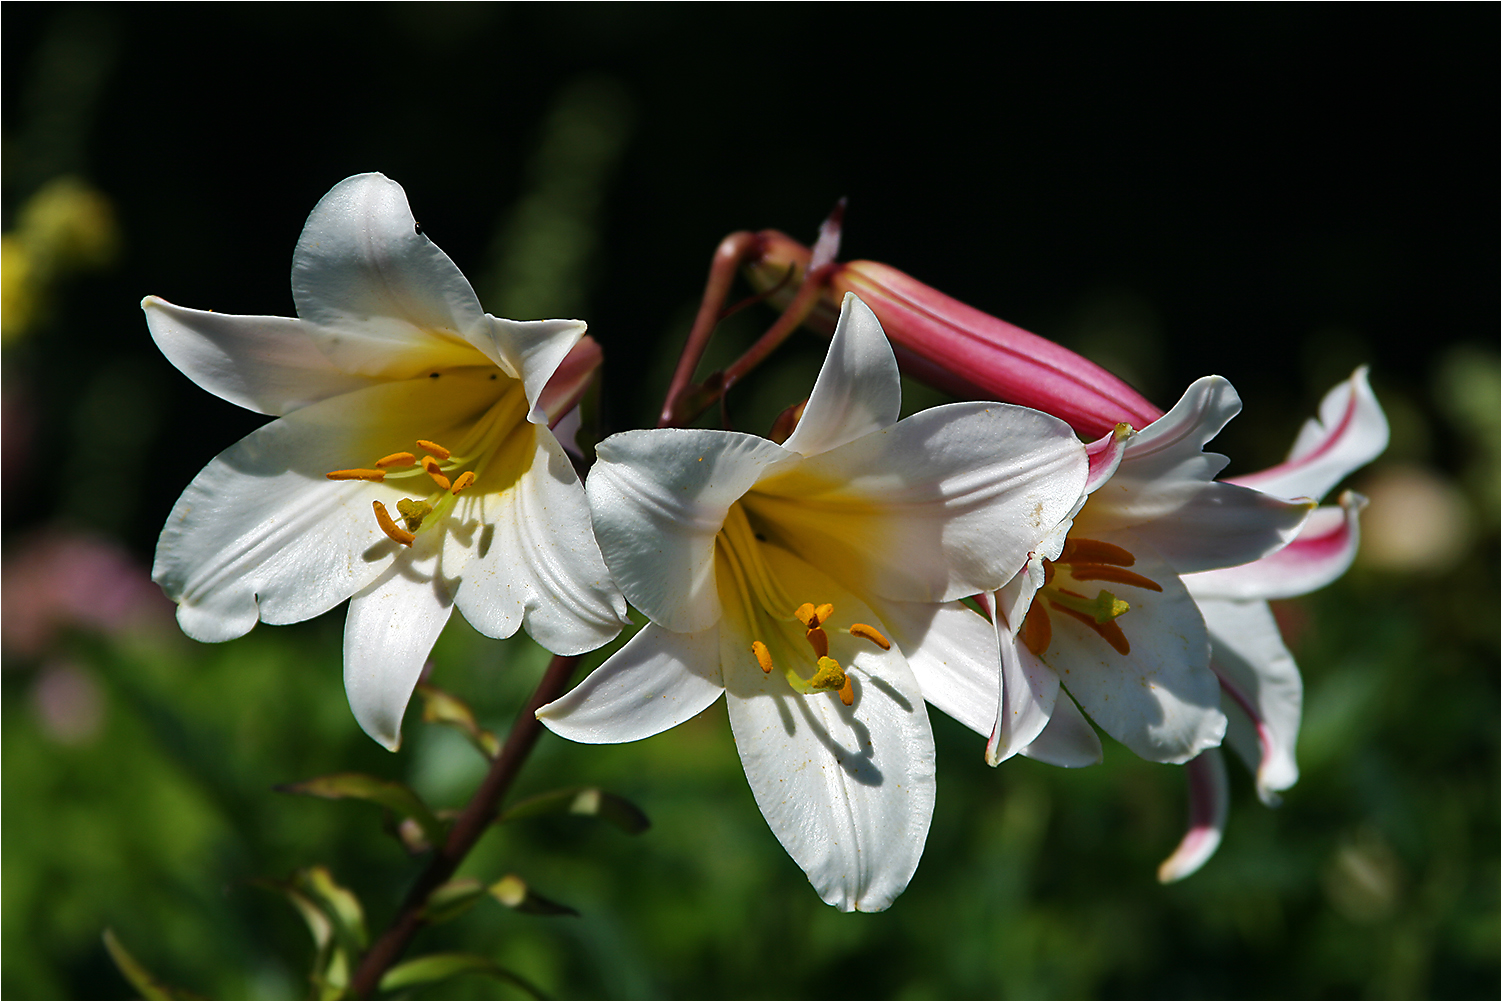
450, 471, 476, 494
752, 640, 774, 674
848, 622, 890, 650
326, 468, 386, 482
416, 439, 452, 460
372, 500, 415, 546
374, 452, 417, 468
420, 455, 451, 490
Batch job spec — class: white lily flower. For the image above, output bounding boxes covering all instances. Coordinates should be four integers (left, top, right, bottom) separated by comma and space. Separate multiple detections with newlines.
1157, 368, 1387, 881
537, 294, 1088, 911
147, 173, 627, 751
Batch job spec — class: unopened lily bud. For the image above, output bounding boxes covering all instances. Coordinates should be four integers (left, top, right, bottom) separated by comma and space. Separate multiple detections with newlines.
745, 231, 1163, 439
537, 333, 603, 426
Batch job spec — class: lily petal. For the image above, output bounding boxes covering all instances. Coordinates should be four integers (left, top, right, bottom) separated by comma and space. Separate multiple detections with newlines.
343, 548, 456, 751
587, 428, 796, 634
1182, 492, 1365, 601
291, 173, 490, 378
749, 402, 1087, 603
1157, 749, 1230, 883
1020, 689, 1103, 767
143, 297, 376, 416
153, 372, 508, 642
1229, 367, 1388, 502
1198, 597, 1301, 804
780, 293, 901, 458
723, 546, 935, 912
537, 622, 724, 743
471, 314, 588, 424
873, 597, 998, 737
987, 595, 1060, 766
1085, 422, 1133, 494
1048, 531, 1225, 764
450, 425, 626, 655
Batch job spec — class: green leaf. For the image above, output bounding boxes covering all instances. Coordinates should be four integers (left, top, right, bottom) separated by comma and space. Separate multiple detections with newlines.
414, 682, 500, 759
420, 877, 488, 924
277, 772, 445, 847
102, 928, 200, 1001
297, 866, 369, 951
500, 786, 650, 835
378, 952, 548, 999
488, 874, 579, 917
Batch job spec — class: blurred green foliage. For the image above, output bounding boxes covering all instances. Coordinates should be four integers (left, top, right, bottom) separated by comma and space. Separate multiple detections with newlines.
3, 5, 1496, 1000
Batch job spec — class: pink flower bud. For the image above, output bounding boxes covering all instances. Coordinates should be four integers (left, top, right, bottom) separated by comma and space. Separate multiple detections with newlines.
746, 231, 1162, 438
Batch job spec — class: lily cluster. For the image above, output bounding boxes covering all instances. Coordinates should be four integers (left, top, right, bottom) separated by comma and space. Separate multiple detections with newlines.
147, 175, 1386, 913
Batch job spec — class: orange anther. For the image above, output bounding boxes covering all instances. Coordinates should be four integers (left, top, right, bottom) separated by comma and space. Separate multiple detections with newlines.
1049, 601, 1130, 655
813, 603, 834, 625
1022, 601, 1052, 656
1057, 537, 1136, 567
421, 455, 451, 490
372, 500, 415, 546
450, 470, 476, 494
752, 640, 774, 674
805, 627, 829, 658
838, 677, 854, 707
848, 623, 891, 650
326, 468, 386, 482
794, 603, 817, 628
417, 439, 452, 460
375, 452, 417, 468
1067, 563, 1163, 592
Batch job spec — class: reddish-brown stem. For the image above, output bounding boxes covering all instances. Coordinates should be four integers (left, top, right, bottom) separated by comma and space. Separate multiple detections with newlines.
348, 653, 581, 999
658, 231, 763, 428
663, 264, 834, 427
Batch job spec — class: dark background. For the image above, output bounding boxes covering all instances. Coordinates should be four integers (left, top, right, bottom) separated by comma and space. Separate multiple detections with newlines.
3, 5, 1497, 999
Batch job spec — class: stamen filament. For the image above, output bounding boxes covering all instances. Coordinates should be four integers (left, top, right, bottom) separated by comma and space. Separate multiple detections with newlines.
1049, 601, 1131, 655
372, 501, 415, 546
1045, 586, 1130, 624
327, 468, 386, 482
417, 439, 452, 460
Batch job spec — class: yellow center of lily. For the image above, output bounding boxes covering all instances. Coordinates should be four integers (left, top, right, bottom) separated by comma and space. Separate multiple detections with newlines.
718, 504, 890, 707
1023, 536, 1163, 656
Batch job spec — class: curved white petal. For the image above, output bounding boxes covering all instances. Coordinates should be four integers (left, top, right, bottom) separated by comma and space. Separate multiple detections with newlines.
143, 297, 377, 416
1123, 481, 1314, 574
780, 293, 901, 457
1199, 597, 1301, 804
1230, 367, 1388, 502
987, 598, 1059, 766
291, 173, 491, 378
536, 622, 724, 743
343, 548, 456, 751
1183, 492, 1364, 601
1157, 750, 1230, 883
471, 315, 588, 424
1084, 422, 1133, 494
1046, 531, 1225, 764
749, 402, 1087, 603
449, 424, 625, 654
1020, 689, 1103, 767
587, 428, 797, 633
152, 372, 512, 642
872, 598, 997, 737
723, 546, 934, 912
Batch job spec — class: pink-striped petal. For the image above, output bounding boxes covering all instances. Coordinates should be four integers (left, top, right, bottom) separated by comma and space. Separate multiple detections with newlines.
1156, 749, 1230, 883
1182, 491, 1365, 601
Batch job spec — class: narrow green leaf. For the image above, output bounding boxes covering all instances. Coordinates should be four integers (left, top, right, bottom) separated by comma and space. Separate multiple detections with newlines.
378, 953, 548, 999
277, 772, 445, 847
415, 682, 500, 759
298, 866, 369, 951
420, 877, 488, 924
500, 786, 650, 834
488, 874, 579, 917
102, 929, 185, 1001
251, 879, 333, 953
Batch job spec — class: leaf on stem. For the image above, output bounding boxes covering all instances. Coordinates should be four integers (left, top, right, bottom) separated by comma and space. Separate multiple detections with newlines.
415, 682, 500, 759
254, 866, 368, 999
276, 772, 446, 848
489, 874, 579, 917
378, 952, 549, 999
420, 877, 488, 924
102, 929, 202, 1001
499, 786, 650, 834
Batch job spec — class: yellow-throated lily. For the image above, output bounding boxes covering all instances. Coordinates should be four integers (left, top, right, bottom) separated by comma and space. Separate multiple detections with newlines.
147, 173, 626, 750
537, 294, 1088, 911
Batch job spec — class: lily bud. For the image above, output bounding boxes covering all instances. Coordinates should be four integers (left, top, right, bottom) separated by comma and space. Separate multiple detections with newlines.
745, 230, 1162, 438
538, 333, 603, 427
